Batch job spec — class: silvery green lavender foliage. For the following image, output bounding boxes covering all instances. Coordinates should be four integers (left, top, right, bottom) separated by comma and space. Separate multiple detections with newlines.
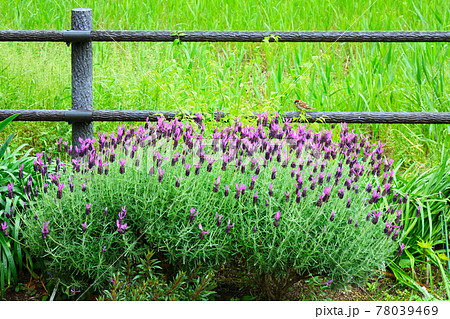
18, 112, 409, 293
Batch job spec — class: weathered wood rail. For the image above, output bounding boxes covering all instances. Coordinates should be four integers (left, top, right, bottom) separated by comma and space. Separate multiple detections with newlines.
1, 8, 449, 149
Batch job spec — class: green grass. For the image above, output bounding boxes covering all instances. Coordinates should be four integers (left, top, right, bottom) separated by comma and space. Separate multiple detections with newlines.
1, 0, 450, 167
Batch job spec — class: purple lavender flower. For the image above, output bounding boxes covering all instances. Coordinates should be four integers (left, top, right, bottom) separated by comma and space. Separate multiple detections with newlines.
1, 221, 8, 236
249, 175, 257, 190
194, 162, 201, 175
338, 188, 345, 199
104, 207, 108, 216
118, 206, 127, 221
322, 185, 332, 203
392, 192, 398, 203
365, 183, 372, 193
198, 224, 210, 240
416, 206, 421, 218
70, 287, 81, 296
81, 182, 86, 192
285, 191, 290, 203
7, 183, 13, 199
255, 163, 260, 175
253, 225, 257, 233
225, 219, 234, 234
348, 217, 352, 225
224, 185, 229, 197
253, 191, 259, 204
116, 220, 128, 234
372, 211, 382, 225
403, 194, 408, 204
395, 209, 402, 224
273, 211, 281, 227
346, 198, 351, 208
268, 184, 273, 197
102, 246, 107, 255
81, 222, 87, 234
119, 158, 126, 174
271, 166, 277, 180
42, 221, 49, 240
391, 230, 400, 241
189, 208, 198, 224
57, 182, 65, 199
185, 163, 191, 176
69, 181, 74, 193
326, 280, 333, 287
382, 183, 391, 196
158, 168, 165, 183
398, 243, 405, 256
175, 177, 181, 188
34, 213, 38, 221
213, 176, 220, 193
216, 214, 223, 227
302, 186, 307, 198
86, 203, 91, 215
330, 210, 335, 222
18, 164, 24, 179
369, 190, 381, 204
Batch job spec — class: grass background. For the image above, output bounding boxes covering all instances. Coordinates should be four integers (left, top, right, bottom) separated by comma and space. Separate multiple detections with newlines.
0, 0, 449, 169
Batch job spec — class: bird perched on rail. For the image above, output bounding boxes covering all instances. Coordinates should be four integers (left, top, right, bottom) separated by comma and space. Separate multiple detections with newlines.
294, 99, 315, 111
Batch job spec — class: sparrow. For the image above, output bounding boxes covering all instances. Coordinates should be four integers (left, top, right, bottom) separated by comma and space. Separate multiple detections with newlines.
294, 100, 314, 111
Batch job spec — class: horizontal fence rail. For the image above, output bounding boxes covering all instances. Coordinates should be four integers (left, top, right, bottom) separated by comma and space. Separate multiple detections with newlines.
2, 110, 450, 124
1, 30, 450, 42
1, 8, 449, 150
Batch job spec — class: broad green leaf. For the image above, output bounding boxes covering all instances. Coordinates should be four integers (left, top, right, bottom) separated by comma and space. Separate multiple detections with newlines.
0, 114, 20, 134
0, 133, 15, 158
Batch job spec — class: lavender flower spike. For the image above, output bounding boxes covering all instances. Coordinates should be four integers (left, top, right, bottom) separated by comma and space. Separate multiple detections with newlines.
273, 211, 281, 227
198, 224, 210, 240
330, 210, 335, 222
57, 182, 65, 199
1, 221, 8, 236
253, 191, 259, 204
70, 287, 81, 296
116, 220, 128, 234
81, 222, 87, 234
42, 221, 50, 240
217, 214, 223, 227
118, 206, 127, 221
213, 176, 220, 193
83, 203, 91, 215
119, 158, 126, 174
398, 243, 405, 256
225, 219, 234, 234
7, 183, 13, 199
189, 208, 198, 223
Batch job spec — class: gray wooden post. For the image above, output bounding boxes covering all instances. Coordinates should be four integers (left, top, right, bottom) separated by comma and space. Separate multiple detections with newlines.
71, 8, 93, 152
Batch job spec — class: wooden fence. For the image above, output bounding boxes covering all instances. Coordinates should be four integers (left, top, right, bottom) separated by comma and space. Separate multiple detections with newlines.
1, 8, 450, 149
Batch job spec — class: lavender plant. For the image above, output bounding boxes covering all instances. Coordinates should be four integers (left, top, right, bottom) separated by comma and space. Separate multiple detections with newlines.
18, 113, 410, 298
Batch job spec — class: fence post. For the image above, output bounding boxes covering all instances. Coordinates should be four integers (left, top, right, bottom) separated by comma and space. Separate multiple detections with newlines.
71, 8, 93, 152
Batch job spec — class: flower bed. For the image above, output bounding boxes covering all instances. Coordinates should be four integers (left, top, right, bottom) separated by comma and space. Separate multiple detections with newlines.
12, 113, 408, 299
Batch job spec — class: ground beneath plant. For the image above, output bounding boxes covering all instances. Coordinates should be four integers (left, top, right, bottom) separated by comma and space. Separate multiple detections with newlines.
213, 263, 445, 301
3, 264, 444, 301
